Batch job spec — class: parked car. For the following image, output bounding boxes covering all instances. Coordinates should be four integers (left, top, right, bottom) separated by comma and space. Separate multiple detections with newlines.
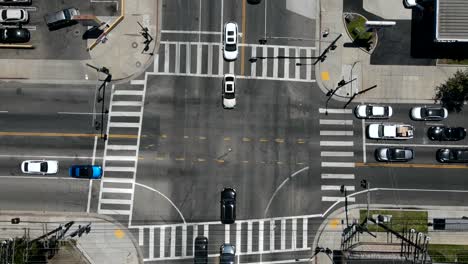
0, 0, 31, 6
0, 27, 30, 43
410, 106, 448, 121
219, 243, 235, 264
436, 148, 468, 163
223, 22, 238, 61
69, 165, 102, 179
21, 160, 58, 175
194, 236, 208, 264
44, 7, 79, 31
247, 0, 261, 4
367, 123, 414, 140
375, 147, 414, 162
427, 126, 466, 141
354, 104, 393, 119
0, 8, 28, 23
220, 188, 236, 224
222, 74, 236, 109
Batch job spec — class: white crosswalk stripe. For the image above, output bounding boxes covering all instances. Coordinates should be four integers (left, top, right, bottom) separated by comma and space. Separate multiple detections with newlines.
319, 108, 356, 203
98, 82, 147, 221
132, 215, 314, 261
150, 41, 316, 82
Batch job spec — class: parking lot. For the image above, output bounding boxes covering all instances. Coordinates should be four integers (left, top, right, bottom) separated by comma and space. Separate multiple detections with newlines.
0, 0, 118, 60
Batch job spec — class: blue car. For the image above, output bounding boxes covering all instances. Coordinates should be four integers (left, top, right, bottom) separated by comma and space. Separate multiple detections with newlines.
69, 165, 102, 179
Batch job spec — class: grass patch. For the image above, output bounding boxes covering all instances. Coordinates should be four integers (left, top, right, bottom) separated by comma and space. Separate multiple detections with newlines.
439, 59, 468, 65
359, 209, 428, 233
345, 15, 373, 41
428, 244, 468, 263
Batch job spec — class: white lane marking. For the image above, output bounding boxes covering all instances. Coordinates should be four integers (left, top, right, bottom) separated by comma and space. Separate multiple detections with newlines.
198, 0, 201, 42
0, 154, 99, 160
101, 187, 133, 193
302, 218, 307, 249
220, 0, 224, 42
139, 227, 144, 246
102, 177, 134, 183
246, 258, 315, 264
149, 227, 154, 259
207, 43, 213, 75
259, 220, 264, 252
262, 46, 267, 77
218, 44, 223, 74
320, 151, 354, 157
164, 43, 170, 73
270, 220, 275, 251
110, 111, 141, 117
0, 111, 8, 113
114, 90, 144, 96
321, 162, 355, 167
197, 43, 202, 74
320, 130, 353, 136
320, 141, 354, 147
100, 198, 133, 205
108, 122, 140, 128
319, 108, 352, 114
247, 221, 252, 253
160, 226, 165, 258
229, 60, 234, 74
193, 225, 198, 240
154, 53, 159, 72
187, 43, 191, 74
320, 119, 353, 125
284, 48, 289, 79
203, 224, 209, 239
175, 42, 180, 74
321, 174, 355, 179
87, 135, 98, 213
306, 49, 312, 80
98, 209, 131, 215
273, 46, 278, 78
321, 185, 355, 191
322, 196, 356, 202
291, 218, 297, 249
130, 79, 145, 85
236, 222, 241, 252
106, 145, 138, 150
280, 219, 286, 250
251, 46, 257, 77
149, 71, 317, 82
158, 41, 316, 50
105, 166, 135, 172
366, 143, 468, 148
105, 156, 137, 161
295, 47, 300, 79
161, 30, 222, 35
182, 225, 187, 257
226, 223, 231, 243
0, 175, 83, 180
171, 226, 176, 257
57, 112, 103, 115
362, 118, 367, 163
111, 101, 143, 106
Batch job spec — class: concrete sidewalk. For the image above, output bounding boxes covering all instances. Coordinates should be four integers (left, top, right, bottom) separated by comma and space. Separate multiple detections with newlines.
0, 0, 160, 83
316, 0, 464, 104
313, 204, 468, 263
0, 211, 142, 264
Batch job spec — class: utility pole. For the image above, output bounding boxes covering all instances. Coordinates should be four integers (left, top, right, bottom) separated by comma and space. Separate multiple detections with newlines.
86, 64, 112, 140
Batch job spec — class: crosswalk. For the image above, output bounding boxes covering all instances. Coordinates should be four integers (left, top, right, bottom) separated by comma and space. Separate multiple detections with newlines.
152, 41, 317, 82
318, 108, 356, 203
133, 216, 314, 261
97, 81, 147, 220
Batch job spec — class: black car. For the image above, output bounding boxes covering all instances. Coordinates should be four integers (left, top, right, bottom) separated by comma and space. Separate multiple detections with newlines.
194, 236, 208, 264
0, 0, 32, 6
0, 28, 30, 43
247, 0, 261, 4
375, 147, 414, 162
437, 148, 468, 163
219, 243, 235, 264
220, 188, 236, 224
428, 126, 466, 141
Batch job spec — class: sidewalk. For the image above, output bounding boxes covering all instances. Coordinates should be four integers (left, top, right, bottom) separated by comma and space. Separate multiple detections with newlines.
0, 211, 142, 264
316, 0, 464, 104
313, 204, 468, 263
0, 0, 160, 83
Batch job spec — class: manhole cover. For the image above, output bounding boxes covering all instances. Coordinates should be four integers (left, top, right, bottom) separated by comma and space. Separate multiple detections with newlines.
73, 29, 81, 37
136, 61, 141, 68
132, 42, 138, 48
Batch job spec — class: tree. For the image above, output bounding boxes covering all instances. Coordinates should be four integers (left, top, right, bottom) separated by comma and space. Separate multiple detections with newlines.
435, 69, 468, 112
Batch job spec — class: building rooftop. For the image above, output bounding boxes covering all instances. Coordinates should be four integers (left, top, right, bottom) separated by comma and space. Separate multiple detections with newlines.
436, 0, 468, 42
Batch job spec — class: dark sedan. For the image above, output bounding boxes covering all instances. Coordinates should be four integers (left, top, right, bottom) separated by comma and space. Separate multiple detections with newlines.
0, 28, 30, 43
437, 149, 468, 163
220, 188, 236, 224
428, 126, 466, 141
375, 148, 414, 162
194, 236, 208, 264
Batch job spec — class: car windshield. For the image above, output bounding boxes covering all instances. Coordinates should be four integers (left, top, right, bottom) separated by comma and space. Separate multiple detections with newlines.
378, 126, 384, 137
24, 163, 28, 171
78, 166, 92, 177
427, 109, 442, 117
390, 149, 405, 159
225, 43, 236, 52
40, 162, 48, 172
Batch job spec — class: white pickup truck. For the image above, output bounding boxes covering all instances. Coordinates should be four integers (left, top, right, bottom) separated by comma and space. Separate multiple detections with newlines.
367, 123, 414, 139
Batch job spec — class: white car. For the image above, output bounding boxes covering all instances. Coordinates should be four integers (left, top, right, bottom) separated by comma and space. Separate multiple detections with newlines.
0, 9, 28, 23
404, 0, 417, 7
410, 106, 448, 121
222, 74, 236, 109
367, 123, 414, 140
354, 104, 393, 119
21, 160, 58, 175
223, 22, 238, 61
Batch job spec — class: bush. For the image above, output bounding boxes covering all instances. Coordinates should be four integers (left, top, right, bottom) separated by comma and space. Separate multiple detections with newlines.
435, 69, 468, 112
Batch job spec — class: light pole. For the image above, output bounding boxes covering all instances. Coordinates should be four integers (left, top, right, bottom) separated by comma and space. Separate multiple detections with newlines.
86, 63, 112, 140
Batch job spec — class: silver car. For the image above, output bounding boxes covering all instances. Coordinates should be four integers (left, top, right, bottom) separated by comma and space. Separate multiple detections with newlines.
375, 148, 414, 162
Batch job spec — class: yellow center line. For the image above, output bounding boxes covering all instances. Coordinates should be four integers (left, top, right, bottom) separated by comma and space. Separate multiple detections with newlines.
0, 132, 138, 138
199, 136, 207, 140
240, 0, 246, 75
356, 162, 468, 169
242, 137, 251, 142
224, 137, 231, 141
275, 138, 284, 143
259, 138, 269, 142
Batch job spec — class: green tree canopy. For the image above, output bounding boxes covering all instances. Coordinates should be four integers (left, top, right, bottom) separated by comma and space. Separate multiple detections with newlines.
435, 69, 468, 112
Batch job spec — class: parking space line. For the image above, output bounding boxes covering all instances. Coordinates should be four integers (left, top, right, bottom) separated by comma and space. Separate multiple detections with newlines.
321, 162, 355, 167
